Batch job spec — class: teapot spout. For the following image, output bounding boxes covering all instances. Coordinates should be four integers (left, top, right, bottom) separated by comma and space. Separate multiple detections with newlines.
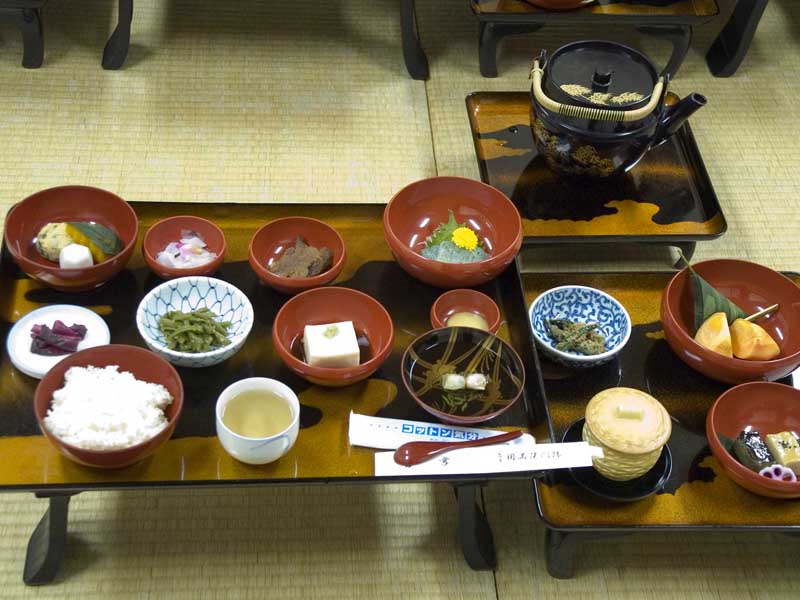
656, 93, 707, 143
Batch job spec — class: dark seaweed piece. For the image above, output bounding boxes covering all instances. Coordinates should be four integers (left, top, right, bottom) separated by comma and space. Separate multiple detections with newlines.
731, 428, 775, 472
30, 321, 88, 356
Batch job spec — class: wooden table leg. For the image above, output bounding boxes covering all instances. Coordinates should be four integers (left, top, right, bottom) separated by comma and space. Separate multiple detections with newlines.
545, 528, 578, 579
454, 483, 496, 570
706, 0, 768, 77
23, 493, 77, 585
102, 0, 133, 70
0, 7, 44, 68
400, 0, 429, 80
637, 25, 692, 79
479, 22, 541, 78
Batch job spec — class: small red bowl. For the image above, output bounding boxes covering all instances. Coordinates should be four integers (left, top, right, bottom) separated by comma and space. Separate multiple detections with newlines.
430, 289, 501, 334
3, 186, 138, 292
272, 287, 394, 387
707, 382, 800, 499
142, 215, 226, 279
383, 177, 522, 289
34, 345, 184, 469
661, 259, 800, 384
249, 217, 346, 295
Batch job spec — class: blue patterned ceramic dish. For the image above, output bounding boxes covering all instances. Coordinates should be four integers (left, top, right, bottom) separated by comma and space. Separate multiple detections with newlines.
136, 276, 254, 368
528, 285, 631, 369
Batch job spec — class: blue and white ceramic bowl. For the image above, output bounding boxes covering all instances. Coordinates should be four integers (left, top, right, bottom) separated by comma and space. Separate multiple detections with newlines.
136, 276, 254, 368
528, 285, 631, 369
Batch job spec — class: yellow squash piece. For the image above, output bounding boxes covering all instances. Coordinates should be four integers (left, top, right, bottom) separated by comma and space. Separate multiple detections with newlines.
63, 223, 109, 264
730, 318, 780, 360
694, 312, 732, 357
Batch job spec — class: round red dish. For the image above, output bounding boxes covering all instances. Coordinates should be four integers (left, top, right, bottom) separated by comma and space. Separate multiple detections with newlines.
430, 288, 501, 334
143, 215, 226, 279
707, 382, 800, 499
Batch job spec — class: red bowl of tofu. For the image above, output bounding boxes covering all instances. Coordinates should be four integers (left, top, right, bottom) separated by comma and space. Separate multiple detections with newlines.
271, 287, 394, 387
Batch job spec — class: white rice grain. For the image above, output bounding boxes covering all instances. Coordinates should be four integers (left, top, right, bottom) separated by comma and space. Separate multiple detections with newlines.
44, 365, 173, 451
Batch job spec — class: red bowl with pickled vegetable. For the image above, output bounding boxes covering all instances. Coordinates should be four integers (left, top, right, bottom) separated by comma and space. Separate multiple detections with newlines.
143, 216, 226, 279
707, 382, 800, 499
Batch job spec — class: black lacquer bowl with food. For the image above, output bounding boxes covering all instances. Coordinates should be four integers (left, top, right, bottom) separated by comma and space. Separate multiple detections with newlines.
400, 327, 525, 425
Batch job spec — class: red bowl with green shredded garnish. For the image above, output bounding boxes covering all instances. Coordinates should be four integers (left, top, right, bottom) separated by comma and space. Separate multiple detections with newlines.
383, 177, 522, 289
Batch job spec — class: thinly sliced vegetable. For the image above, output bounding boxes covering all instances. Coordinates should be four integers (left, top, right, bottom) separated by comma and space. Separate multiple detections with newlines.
157, 308, 231, 353
678, 251, 747, 333
758, 464, 797, 482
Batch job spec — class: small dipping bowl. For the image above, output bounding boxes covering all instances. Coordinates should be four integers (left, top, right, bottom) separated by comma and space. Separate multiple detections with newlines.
272, 286, 394, 387
142, 215, 226, 279
215, 378, 300, 465
707, 381, 800, 499
248, 217, 346, 295
430, 289, 501, 334
401, 327, 525, 425
529, 285, 631, 369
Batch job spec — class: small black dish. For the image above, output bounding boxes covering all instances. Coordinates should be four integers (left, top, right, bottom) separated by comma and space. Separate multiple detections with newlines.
562, 417, 672, 503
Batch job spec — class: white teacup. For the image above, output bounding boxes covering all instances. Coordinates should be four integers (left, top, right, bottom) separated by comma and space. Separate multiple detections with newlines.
215, 378, 300, 465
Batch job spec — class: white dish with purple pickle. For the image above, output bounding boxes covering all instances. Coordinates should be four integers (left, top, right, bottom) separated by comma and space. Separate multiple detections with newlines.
5, 304, 110, 379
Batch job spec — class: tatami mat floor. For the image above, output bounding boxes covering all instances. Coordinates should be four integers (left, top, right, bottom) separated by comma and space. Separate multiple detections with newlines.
0, 0, 798, 597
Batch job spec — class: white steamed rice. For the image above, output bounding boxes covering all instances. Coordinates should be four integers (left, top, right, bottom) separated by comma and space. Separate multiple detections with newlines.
44, 365, 173, 451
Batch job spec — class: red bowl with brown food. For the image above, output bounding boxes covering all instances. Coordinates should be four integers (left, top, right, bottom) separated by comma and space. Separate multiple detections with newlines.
271, 287, 393, 387
383, 177, 522, 289
707, 382, 800, 499
248, 217, 346, 295
430, 288, 501, 334
3, 186, 138, 292
661, 259, 800, 384
142, 215, 226, 279
33, 345, 184, 469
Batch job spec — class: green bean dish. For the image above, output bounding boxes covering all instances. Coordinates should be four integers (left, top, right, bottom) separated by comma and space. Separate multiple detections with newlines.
158, 308, 232, 353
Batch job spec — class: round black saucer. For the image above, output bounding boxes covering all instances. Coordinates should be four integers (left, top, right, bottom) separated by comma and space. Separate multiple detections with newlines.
562, 417, 672, 503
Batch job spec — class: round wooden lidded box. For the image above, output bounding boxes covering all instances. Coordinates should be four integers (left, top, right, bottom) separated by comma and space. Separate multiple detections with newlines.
582, 388, 672, 482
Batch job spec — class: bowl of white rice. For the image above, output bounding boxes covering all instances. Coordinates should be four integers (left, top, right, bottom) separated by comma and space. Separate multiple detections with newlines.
34, 344, 184, 469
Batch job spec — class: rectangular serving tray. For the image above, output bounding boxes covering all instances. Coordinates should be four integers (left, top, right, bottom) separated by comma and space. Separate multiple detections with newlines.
466, 92, 727, 246
0, 202, 550, 492
521, 269, 800, 530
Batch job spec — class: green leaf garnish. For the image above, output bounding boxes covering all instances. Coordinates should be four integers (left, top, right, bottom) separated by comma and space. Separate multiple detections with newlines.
677, 250, 747, 333
424, 211, 460, 249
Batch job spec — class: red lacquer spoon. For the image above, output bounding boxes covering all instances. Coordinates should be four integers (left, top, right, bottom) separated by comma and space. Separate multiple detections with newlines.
393, 430, 523, 467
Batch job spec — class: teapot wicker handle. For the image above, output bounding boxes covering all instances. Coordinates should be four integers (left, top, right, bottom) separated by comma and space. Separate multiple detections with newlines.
530, 60, 665, 123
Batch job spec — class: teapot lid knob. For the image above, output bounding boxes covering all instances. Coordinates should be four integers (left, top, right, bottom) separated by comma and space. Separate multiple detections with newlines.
592, 69, 613, 91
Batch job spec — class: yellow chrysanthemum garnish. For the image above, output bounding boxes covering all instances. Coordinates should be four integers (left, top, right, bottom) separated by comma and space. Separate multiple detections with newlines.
451, 226, 478, 251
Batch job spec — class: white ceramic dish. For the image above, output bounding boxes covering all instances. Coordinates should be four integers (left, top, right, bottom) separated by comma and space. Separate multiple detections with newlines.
6, 305, 111, 379
215, 378, 300, 465
528, 285, 631, 368
136, 276, 254, 368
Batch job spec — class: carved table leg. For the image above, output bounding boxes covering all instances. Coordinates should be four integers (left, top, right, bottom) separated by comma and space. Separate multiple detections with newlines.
0, 7, 45, 68
102, 0, 133, 70
545, 528, 579, 579
23, 493, 76, 586
400, 0, 429, 80
706, 0, 769, 77
479, 22, 541, 78
637, 25, 692, 79
454, 483, 496, 570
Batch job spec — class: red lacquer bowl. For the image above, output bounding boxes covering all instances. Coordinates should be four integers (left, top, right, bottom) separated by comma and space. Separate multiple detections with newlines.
661, 259, 800, 384
34, 345, 184, 469
383, 177, 522, 289
430, 288, 501, 334
3, 186, 139, 292
271, 287, 394, 387
707, 382, 800, 499
249, 217, 346, 295
143, 215, 226, 279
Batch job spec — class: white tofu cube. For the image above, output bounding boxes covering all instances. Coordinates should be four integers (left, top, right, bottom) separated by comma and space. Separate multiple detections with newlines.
59, 244, 93, 269
302, 321, 360, 368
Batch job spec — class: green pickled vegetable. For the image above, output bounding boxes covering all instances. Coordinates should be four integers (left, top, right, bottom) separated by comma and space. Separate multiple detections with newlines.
678, 251, 747, 334
157, 308, 231, 353
545, 319, 606, 355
